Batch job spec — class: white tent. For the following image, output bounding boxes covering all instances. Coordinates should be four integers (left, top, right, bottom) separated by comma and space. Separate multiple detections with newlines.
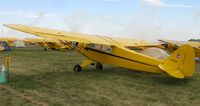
14, 41, 25, 48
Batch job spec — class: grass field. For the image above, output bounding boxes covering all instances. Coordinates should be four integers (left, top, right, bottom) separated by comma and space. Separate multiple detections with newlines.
0, 47, 200, 106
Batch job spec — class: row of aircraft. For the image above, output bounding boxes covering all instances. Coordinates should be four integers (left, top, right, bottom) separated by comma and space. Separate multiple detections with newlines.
3, 24, 200, 79
25, 38, 71, 50
159, 39, 200, 58
0, 37, 71, 51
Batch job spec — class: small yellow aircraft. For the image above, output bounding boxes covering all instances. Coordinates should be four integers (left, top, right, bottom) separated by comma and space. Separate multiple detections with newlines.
159, 40, 200, 58
25, 38, 47, 47
4, 24, 196, 79
25, 38, 71, 50
0, 37, 24, 51
43, 39, 71, 50
0, 37, 20, 46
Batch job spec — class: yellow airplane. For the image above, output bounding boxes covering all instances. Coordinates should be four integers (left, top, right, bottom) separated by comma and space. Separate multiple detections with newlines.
0, 37, 20, 47
25, 38, 47, 47
43, 39, 71, 50
0, 37, 24, 51
25, 38, 71, 50
159, 40, 200, 58
4, 24, 196, 79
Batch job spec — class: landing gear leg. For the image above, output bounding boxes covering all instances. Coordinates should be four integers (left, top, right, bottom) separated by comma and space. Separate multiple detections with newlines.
81, 59, 95, 68
73, 59, 94, 72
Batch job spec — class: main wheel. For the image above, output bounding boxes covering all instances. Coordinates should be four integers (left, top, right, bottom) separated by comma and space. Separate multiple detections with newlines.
44, 48, 47, 51
96, 63, 103, 71
74, 64, 82, 72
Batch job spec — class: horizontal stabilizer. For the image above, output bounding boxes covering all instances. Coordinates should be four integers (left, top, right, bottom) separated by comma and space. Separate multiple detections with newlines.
159, 64, 184, 79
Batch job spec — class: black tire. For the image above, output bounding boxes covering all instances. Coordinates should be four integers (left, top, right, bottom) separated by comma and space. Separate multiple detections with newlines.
74, 64, 82, 72
44, 48, 47, 51
52, 48, 56, 50
96, 63, 103, 71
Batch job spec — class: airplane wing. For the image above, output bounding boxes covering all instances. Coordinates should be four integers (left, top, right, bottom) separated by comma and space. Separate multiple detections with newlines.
159, 39, 200, 49
158, 39, 186, 46
4, 24, 160, 48
111, 37, 161, 48
4, 24, 112, 45
188, 41, 200, 48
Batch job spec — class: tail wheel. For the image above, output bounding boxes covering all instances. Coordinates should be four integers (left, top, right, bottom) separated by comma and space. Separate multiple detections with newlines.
74, 64, 82, 72
44, 48, 47, 51
96, 63, 103, 71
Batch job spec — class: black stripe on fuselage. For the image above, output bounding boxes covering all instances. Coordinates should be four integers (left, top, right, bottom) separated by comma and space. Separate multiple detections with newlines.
84, 47, 157, 67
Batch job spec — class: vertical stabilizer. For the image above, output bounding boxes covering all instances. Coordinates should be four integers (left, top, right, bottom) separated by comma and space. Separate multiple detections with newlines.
159, 45, 195, 79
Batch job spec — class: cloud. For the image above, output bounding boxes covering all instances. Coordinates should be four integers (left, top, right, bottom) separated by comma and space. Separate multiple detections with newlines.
139, 0, 193, 8
0, 11, 63, 38
0, 11, 62, 18
1, 10, 199, 41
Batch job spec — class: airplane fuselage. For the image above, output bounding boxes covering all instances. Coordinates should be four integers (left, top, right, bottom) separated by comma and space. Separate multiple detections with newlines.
77, 43, 164, 73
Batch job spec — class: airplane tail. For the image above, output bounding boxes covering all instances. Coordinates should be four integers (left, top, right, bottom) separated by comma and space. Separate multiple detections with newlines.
159, 45, 195, 79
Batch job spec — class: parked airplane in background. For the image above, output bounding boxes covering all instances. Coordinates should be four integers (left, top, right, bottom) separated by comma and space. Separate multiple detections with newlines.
159, 40, 200, 58
25, 38, 47, 47
4, 24, 196, 79
0, 37, 24, 51
25, 38, 71, 50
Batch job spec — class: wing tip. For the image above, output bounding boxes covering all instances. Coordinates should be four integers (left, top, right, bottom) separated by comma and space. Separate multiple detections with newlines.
3, 24, 15, 28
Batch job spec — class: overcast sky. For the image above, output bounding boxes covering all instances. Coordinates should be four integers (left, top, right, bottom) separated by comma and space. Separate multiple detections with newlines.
0, 0, 199, 41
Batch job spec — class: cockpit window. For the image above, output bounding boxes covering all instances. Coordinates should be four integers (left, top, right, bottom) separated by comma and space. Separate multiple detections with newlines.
87, 44, 112, 53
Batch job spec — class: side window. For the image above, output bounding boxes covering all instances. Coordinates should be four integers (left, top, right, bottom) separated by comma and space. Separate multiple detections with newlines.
87, 44, 112, 53
101, 45, 112, 53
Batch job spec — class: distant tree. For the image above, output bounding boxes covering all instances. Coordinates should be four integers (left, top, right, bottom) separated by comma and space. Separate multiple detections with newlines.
188, 39, 200, 42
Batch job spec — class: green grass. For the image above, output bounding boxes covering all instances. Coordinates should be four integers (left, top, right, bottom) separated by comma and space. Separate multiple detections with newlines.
0, 47, 200, 106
